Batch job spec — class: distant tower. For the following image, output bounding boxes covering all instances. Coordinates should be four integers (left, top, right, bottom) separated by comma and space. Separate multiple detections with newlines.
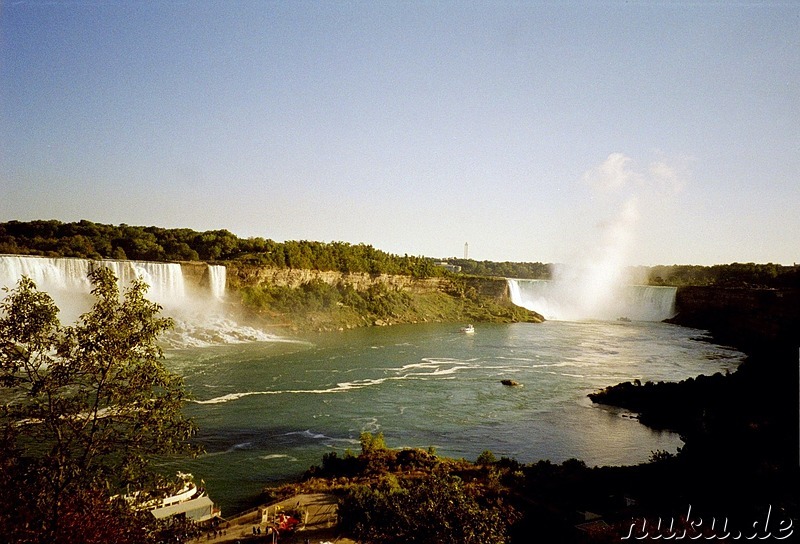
464, 242, 469, 260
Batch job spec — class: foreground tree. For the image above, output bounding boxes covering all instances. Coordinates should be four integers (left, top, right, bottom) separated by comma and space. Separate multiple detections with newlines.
0, 267, 196, 542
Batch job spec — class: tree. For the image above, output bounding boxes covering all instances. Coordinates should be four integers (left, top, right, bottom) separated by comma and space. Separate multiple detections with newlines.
0, 267, 196, 541
359, 431, 387, 455
476, 450, 497, 466
339, 470, 509, 544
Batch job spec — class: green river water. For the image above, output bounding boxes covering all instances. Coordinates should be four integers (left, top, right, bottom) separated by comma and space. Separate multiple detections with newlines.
162, 321, 743, 514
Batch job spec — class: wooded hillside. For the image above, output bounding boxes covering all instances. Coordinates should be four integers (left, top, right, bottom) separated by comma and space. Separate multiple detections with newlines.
2, 220, 797, 286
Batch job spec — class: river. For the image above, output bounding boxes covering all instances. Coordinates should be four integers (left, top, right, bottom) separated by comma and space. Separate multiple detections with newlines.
0, 256, 745, 514
162, 320, 743, 513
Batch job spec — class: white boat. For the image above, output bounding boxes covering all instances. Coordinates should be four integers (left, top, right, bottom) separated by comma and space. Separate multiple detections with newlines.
148, 472, 220, 523
460, 324, 475, 334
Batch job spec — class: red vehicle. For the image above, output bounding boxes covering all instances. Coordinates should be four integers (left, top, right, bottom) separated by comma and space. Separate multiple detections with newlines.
277, 513, 300, 532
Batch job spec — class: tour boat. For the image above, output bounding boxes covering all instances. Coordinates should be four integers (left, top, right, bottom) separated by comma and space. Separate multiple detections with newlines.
148, 472, 220, 523
460, 324, 475, 334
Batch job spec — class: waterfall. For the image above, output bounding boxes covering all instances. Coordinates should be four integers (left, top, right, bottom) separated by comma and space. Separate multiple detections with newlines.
507, 278, 676, 322
207, 265, 226, 300
96, 260, 188, 305
0, 255, 92, 294
0, 255, 272, 348
0, 255, 195, 310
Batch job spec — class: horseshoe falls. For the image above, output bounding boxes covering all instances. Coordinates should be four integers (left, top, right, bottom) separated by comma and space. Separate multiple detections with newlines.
507, 278, 676, 322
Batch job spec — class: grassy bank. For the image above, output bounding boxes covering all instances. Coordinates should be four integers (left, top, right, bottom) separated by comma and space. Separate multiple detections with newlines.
235, 277, 543, 333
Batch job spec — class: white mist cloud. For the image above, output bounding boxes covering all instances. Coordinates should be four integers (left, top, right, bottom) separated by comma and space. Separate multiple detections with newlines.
648, 160, 686, 195
544, 153, 688, 319
581, 154, 644, 272
582, 152, 639, 192
583, 152, 689, 197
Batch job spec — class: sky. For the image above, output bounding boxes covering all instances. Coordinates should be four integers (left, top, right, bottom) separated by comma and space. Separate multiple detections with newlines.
1, 1, 798, 266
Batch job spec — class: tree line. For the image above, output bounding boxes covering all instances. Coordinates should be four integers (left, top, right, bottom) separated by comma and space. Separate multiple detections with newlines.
0, 220, 438, 277
0, 220, 555, 280
447, 258, 551, 279
2, 220, 797, 286
645, 262, 799, 288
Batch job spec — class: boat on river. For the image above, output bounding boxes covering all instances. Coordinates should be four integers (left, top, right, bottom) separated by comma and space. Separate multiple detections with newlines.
460, 324, 475, 334
148, 472, 220, 523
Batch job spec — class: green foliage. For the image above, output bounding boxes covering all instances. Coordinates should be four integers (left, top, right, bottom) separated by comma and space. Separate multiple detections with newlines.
339, 469, 509, 544
446, 259, 551, 279
238, 280, 418, 328
396, 447, 439, 471
360, 431, 388, 455
239, 280, 343, 314
560, 458, 587, 472
357, 431, 400, 475
0, 220, 441, 276
238, 274, 543, 332
646, 262, 799, 288
0, 268, 196, 541
442, 258, 800, 287
3, 221, 799, 287
316, 450, 361, 478
476, 449, 498, 466
305, 436, 440, 481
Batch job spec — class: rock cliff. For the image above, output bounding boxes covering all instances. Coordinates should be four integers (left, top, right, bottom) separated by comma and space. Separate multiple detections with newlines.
226, 264, 518, 300
667, 286, 800, 351
225, 263, 447, 294
178, 261, 217, 295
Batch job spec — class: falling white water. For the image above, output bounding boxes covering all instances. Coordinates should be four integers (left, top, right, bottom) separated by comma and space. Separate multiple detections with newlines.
0, 255, 90, 292
102, 260, 187, 306
208, 265, 226, 301
507, 278, 676, 322
0, 255, 279, 348
0, 256, 188, 317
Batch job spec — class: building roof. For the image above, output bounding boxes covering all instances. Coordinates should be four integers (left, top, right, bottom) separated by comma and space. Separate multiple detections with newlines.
151, 495, 214, 521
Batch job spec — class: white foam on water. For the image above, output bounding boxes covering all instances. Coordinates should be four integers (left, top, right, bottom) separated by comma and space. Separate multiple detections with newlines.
192, 356, 490, 405
285, 430, 328, 440
259, 454, 298, 462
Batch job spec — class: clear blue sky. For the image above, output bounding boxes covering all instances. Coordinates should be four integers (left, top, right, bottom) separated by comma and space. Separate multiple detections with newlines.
1, 1, 798, 266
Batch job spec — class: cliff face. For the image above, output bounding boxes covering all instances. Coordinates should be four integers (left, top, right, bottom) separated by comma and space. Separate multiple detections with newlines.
179, 262, 215, 294
225, 264, 514, 300
462, 276, 511, 299
668, 286, 800, 351
226, 264, 447, 294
